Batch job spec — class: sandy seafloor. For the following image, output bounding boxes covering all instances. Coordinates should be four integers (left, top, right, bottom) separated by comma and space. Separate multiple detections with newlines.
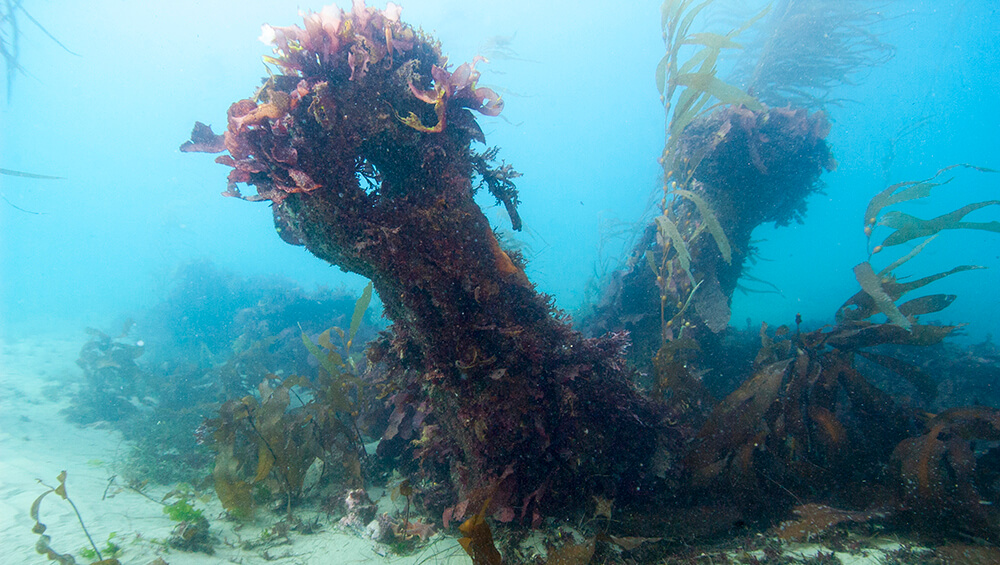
0, 333, 929, 565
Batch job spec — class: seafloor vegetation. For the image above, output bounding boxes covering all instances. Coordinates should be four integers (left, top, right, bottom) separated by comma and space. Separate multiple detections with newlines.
25, 1, 1000, 564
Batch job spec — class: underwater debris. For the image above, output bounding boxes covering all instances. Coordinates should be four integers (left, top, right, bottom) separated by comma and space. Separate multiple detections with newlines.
841, 165, 998, 332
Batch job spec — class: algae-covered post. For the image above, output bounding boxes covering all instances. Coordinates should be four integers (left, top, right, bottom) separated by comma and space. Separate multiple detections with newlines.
581, 0, 835, 381
183, 2, 658, 518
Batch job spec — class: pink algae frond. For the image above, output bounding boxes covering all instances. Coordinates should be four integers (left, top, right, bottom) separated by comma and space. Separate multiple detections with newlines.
402, 56, 504, 133
259, 2, 410, 77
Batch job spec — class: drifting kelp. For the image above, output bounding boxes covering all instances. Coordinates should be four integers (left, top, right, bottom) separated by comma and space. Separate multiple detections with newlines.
838, 260, 981, 330
851, 261, 911, 329
880, 202, 1000, 247
843, 165, 996, 330
30, 472, 116, 565
1, 0, 77, 101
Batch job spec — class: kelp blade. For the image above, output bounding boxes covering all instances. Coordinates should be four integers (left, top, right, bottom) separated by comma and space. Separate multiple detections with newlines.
853, 262, 910, 330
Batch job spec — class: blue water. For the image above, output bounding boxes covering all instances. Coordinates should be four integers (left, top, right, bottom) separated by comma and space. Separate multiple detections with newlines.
2, 0, 997, 343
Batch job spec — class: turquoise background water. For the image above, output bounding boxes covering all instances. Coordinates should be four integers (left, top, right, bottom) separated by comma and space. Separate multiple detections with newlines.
2, 1, 997, 342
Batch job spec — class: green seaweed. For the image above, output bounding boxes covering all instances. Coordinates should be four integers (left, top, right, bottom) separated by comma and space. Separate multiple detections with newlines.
163, 498, 205, 523
78, 533, 122, 562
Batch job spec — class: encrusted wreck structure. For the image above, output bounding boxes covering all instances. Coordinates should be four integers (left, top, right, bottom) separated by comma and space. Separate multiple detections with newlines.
184, 2, 659, 521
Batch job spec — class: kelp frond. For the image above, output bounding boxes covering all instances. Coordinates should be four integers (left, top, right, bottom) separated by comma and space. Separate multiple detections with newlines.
673, 188, 732, 263
654, 213, 693, 283
657, 0, 766, 165
880, 201, 1000, 247
852, 261, 910, 330
863, 163, 996, 239
838, 262, 983, 328
876, 234, 937, 276
31, 471, 109, 564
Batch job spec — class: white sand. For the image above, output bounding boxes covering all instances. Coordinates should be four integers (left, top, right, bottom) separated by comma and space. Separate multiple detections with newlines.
0, 334, 466, 565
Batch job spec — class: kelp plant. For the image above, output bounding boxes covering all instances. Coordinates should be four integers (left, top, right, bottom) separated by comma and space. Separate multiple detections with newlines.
184, 1, 659, 520
207, 283, 374, 520
682, 164, 1000, 541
